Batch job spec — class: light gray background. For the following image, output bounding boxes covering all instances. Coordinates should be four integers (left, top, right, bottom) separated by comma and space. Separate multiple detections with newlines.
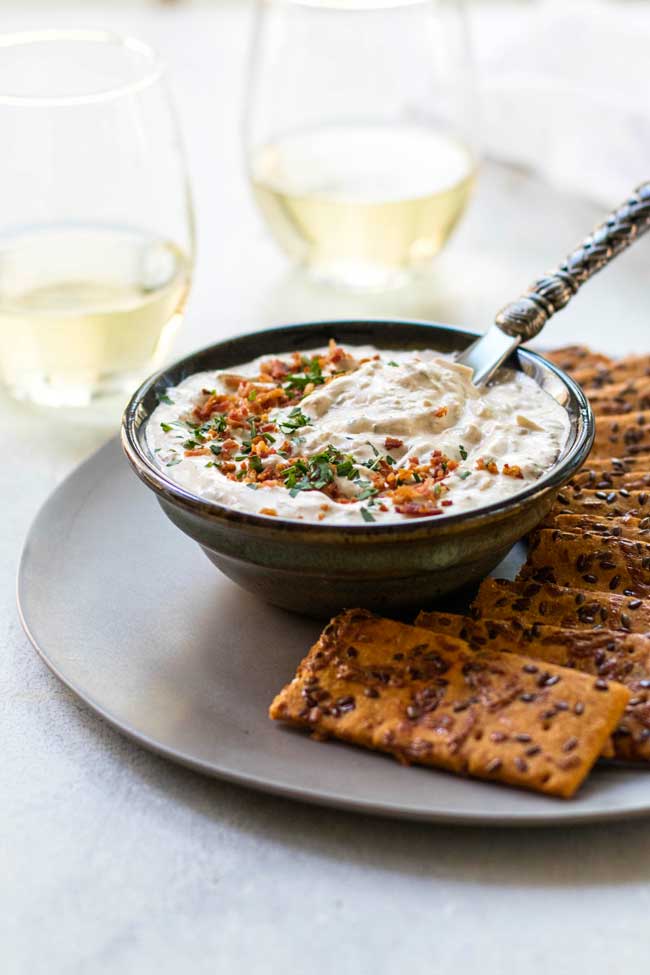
4, 3, 650, 973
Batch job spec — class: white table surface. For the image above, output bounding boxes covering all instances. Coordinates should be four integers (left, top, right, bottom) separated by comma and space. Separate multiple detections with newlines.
4, 4, 650, 973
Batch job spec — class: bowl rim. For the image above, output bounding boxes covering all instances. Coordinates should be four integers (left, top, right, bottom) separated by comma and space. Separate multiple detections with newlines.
121, 318, 594, 536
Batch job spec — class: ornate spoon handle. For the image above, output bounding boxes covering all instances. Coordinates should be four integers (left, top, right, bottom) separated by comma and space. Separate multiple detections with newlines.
495, 181, 650, 340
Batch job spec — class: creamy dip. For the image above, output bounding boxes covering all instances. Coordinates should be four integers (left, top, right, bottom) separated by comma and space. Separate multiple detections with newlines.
147, 343, 570, 524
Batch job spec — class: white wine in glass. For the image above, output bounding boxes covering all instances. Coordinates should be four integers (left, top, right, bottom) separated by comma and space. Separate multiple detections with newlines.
251, 123, 475, 291
0, 226, 191, 407
245, 0, 478, 291
0, 31, 194, 410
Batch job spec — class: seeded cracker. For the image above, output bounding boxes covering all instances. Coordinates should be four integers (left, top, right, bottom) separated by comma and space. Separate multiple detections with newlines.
551, 514, 650, 541
593, 413, 650, 457
571, 355, 650, 390
471, 578, 650, 632
571, 464, 650, 491
522, 529, 650, 596
415, 611, 647, 761
542, 346, 613, 374
548, 488, 650, 521
589, 379, 650, 416
269, 610, 629, 798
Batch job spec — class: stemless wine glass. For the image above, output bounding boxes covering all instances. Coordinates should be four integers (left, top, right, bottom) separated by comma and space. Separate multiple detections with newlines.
0, 30, 194, 410
244, 0, 478, 291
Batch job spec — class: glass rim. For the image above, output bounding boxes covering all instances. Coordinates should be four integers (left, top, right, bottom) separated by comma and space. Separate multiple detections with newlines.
261, 0, 436, 9
0, 29, 165, 107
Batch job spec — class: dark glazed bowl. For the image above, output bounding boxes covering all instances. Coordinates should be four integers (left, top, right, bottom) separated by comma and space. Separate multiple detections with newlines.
122, 320, 594, 618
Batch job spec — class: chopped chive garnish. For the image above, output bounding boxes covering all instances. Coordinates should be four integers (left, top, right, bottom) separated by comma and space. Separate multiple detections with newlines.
459, 445, 468, 461
360, 507, 375, 522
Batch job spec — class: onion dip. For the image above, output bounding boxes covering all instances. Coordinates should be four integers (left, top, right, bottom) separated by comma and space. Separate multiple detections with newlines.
147, 342, 570, 524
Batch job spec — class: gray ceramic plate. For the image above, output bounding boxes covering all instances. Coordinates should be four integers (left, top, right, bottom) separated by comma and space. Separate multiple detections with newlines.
17, 438, 650, 826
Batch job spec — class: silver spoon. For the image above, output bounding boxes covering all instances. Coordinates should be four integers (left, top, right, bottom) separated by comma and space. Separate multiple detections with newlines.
459, 181, 650, 384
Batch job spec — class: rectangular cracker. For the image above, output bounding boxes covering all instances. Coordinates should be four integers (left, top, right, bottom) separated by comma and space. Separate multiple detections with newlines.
415, 611, 649, 761
571, 464, 650, 491
549, 487, 650, 521
521, 529, 650, 596
542, 345, 613, 374
470, 577, 650, 632
572, 355, 650, 390
550, 514, 650, 542
593, 413, 650, 457
589, 379, 650, 416
269, 609, 629, 798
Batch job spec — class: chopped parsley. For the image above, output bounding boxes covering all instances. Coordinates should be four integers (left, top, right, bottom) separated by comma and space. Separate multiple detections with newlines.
355, 478, 379, 501
336, 457, 358, 479
284, 357, 324, 393
248, 388, 258, 402
459, 445, 468, 461
387, 360, 399, 367
160, 422, 173, 433
209, 443, 222, 457
279, 407, 311, 435
282, 445, 359, 495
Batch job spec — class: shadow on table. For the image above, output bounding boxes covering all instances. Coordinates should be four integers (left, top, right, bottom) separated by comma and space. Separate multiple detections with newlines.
58, 677, 650, 892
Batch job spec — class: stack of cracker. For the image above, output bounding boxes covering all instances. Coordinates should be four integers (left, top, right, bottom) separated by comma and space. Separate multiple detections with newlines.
271, 346, 650, 799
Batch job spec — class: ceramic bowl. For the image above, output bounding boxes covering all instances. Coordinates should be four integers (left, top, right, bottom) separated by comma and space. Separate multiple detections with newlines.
121, 319, 593, 618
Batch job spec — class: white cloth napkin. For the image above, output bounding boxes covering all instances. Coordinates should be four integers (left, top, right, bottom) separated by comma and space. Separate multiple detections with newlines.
474, 0, 650, 205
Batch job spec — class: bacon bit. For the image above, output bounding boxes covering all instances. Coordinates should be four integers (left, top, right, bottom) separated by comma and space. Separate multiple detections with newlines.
260, 421, 277, 433
220, 462, 236, 473
220, 438, 238, 456
476, 457, 499, 475
378, 503, 389, 512
251, 439, 272, 457
221, 373, 249, 390
254, 388, 288, 411
194, 393, 231, 421
408, 456, 420, 467
320, 503, 330, 511
260, 358, 289, 382
396, 503, 443, 516
227, 406, 250, 427
390, 479, 450, 517
184, 447, 209, 457
441, 499, 453, 507
385, 436, 403, 450
502, 463, 524, 479
259, 507, 278, 516
434, 406, 448, 418
258, 468, 280, 482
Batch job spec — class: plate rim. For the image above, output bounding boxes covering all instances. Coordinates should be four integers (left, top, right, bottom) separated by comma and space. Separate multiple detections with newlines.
17, 436, 650, 828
